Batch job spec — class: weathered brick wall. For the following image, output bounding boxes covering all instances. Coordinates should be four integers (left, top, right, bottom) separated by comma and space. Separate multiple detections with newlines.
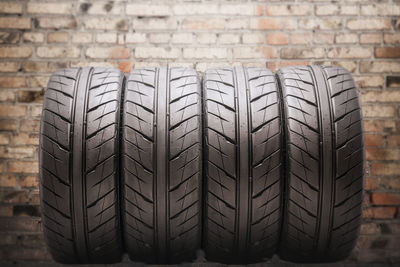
0, 0, 399, 263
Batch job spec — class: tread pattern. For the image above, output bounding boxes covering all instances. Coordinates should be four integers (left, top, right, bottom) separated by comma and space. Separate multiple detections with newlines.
122, 67, 201, 263
40, 67, 123, 263
277, 65, 364, 262
203, 67, 282, 263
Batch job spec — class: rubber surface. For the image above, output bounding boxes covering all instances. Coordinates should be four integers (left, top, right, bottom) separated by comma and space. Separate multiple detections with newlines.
202, 67, 283, 263
121, 67, 202, 263
276, 65, 364, 262
39, 67, 124, 263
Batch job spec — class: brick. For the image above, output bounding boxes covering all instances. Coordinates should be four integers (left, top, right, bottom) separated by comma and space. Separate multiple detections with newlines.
8, 161, 38, 174
360, 223, 380, 235
22, 62, 50, 73
328, 47, 371, 59
149, 33, 170, 44
86, 47, 130, 59
0, 47, 31, 58
0, 77, 25, 88
118, 62, 134, 73
243, 33, 264, 44
266, 5, 311, 16
234, 47, 277, 59
371, 163, 400, 176
0, 190, 29, 204
340, 5, 359, 15
0, 90, 15, 102
126, 4, 170, 16
0, 146, 35, 159
335, 33, 358, 44
83, 2, 123, 15
0, 174, 17, 187
0, 119, 17, 131
38, 17, 77, 29
133, 18, 177, 30
353, 75, 384, 88
0, 62, 19, 72
197, 33, 217, 44
381, 178, 400, 190
136, 47, 180, 59
365, 134, 383, 147
388, 135, 400, 147
366, 149, 400, 161
96, 33, 117, 43
47, 32, 69, 43
361, 4, 400, 16
29, 76, 49, 88
171, 33, 194, 44
360, 62, 400, 73
0, 105, 26, 117
299, 18, 342, 30
4, 247, 51, 261
372, 193, 400, 205
183, 48, 227, 59
362, 91, 400, 103
27, 3, 72, 14
0, 17, 30, 29
172, 4, 219, 15
0, 217, 41, 232
315, 5, 339, 15
360, 33, 381, 44
251, 18, 296, 30
71, 33, 92, 43
218, 34, 239, 45
365, 178, 379, 191
182, 18, 224, 30
281, 47, 325, 59
363, 105, 395, 118
267, 33, 288, 45
0, 205, 13, 217
363, 207, 396, 219
20, 120, 40, 132
347, 19, 391, 30
23, 32, 44, 43
221, 4, 257, 15
0, 2, 22, 14
83, 18, 127, 30
314, 33, 334, 44
384, 34, 400, 44
375, 47, 400, 58
37, 46, 80, 58
0, 133, 10, 144
12, 133, 39, 145
126, 33, 146, 44
0, 31, 19, 44
331, 61, 357, 73
226, 19, 248, 30
290, 33, 312, 45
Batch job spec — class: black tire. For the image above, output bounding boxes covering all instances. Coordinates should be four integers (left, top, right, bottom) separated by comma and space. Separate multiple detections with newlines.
39, 67, 124, 264
203, 67, 283, 263
276, 65, 364, 262
121, 67, 202, 263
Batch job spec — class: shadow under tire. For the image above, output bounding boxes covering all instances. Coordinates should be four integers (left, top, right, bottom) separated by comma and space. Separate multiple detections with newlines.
276, 65, 364, 262
202, 67, 284, 263
121, 67, 202, 264
39, 67, 124, 263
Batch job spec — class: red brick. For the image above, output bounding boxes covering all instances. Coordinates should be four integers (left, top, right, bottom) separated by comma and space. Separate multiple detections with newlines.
18, 176, 39, 188
366, 148, 400, 161
267, 33, 288, 45
0, 174, 17, 187
8, 161, 38, 174
381, 178, 400, 190
251, 18, 296, 30
0, 77, 26, 88
365, 178, 379, 191
387, 135, 400, 147
364, 120, 383, 132
365, 134, 383, 147
118, 61, 134, 73
375, 47, 400, 58
372, 193, 400, 205
371, 163, 400, 176
363, 207, 396, 219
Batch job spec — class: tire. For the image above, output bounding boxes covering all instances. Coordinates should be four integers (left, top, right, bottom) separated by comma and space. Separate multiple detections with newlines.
203, 67, 283, 263
39, 67, 124, 264
121, 67, 202, 263
276, 65, 364, 262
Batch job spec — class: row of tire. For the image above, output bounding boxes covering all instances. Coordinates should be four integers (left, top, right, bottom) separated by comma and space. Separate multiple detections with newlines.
39, 65, 364, 264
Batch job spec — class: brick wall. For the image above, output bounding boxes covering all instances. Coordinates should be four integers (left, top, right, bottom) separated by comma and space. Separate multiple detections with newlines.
0, 0, 399, 263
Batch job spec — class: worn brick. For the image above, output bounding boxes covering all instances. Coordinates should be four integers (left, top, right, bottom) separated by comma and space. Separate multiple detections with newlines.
362, 91, 400, 103
367, 149, 400, 161
360, 223, 380, 235
384, 33, 400, 44
27, 3, 72, 14
281, 47, 325, 59
0, 205, 13, 217
0, 62, 19, 72
0, 119, 17, 131
23, 32, 44, 43
328, 47, 371, 58
347, 19, 391, 30
0, 146, 35, 159
136, 47, 180, 59
243, 33, 264, 44
118, 62, 134, 73
222, 4, 257, 15
361, 4, 400, 16
266, 5, 311, 16
126, 33, 146, 44
182, 18, 224, 30
83, 18, 127, 30
314, 33, 334, 44
372, 193, 400, 205
12, 133, 39, 145
83, 2, 123, 15
381, 178, 400, 190
0, 90, 15, 102
0, 31, 19, 44
226, 19, 248, 30
365, 134, 383, 147
251, 18, 296, 30
126, 4, 170, 16
171, 33, 194, 44
336, 33, 358, 44
86, 47, 130, 59
71, 33, 92, 43
0, 2, 23, 14
234, 47, 277, 59
365, 178, 379, 191
363, 207, 397, 219
29, 76, 48, 88
371, 163, 400, 176
315, 5, 339, 15
0, 17, 30, 29
354, 75, 384, 88
363, 105, 395, 118
290, 33, 312, 45
0, 77, 26, 88
0, 174, 17, 187
47, 32, 69, 43
38, 17, 77, 29
0, 47, 32, 58
267, 33, 288, 45
184, 48, 227, 59
96, 33, 117, 44
375, 47, 400, 58
20, 120, 40, 132
360, 33, 381, 44
219, 34, 239, 44
360, 62, 400, 73
37, 46, 80, 58
133, 18, 177, 30
173, 4, 219, 15
8, 161, 38, 174
299, 18, 342, 30
149, 33, 170, 44
0, 105, 26, 117
0, 133, 10, 144
197, 33, 217, 44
